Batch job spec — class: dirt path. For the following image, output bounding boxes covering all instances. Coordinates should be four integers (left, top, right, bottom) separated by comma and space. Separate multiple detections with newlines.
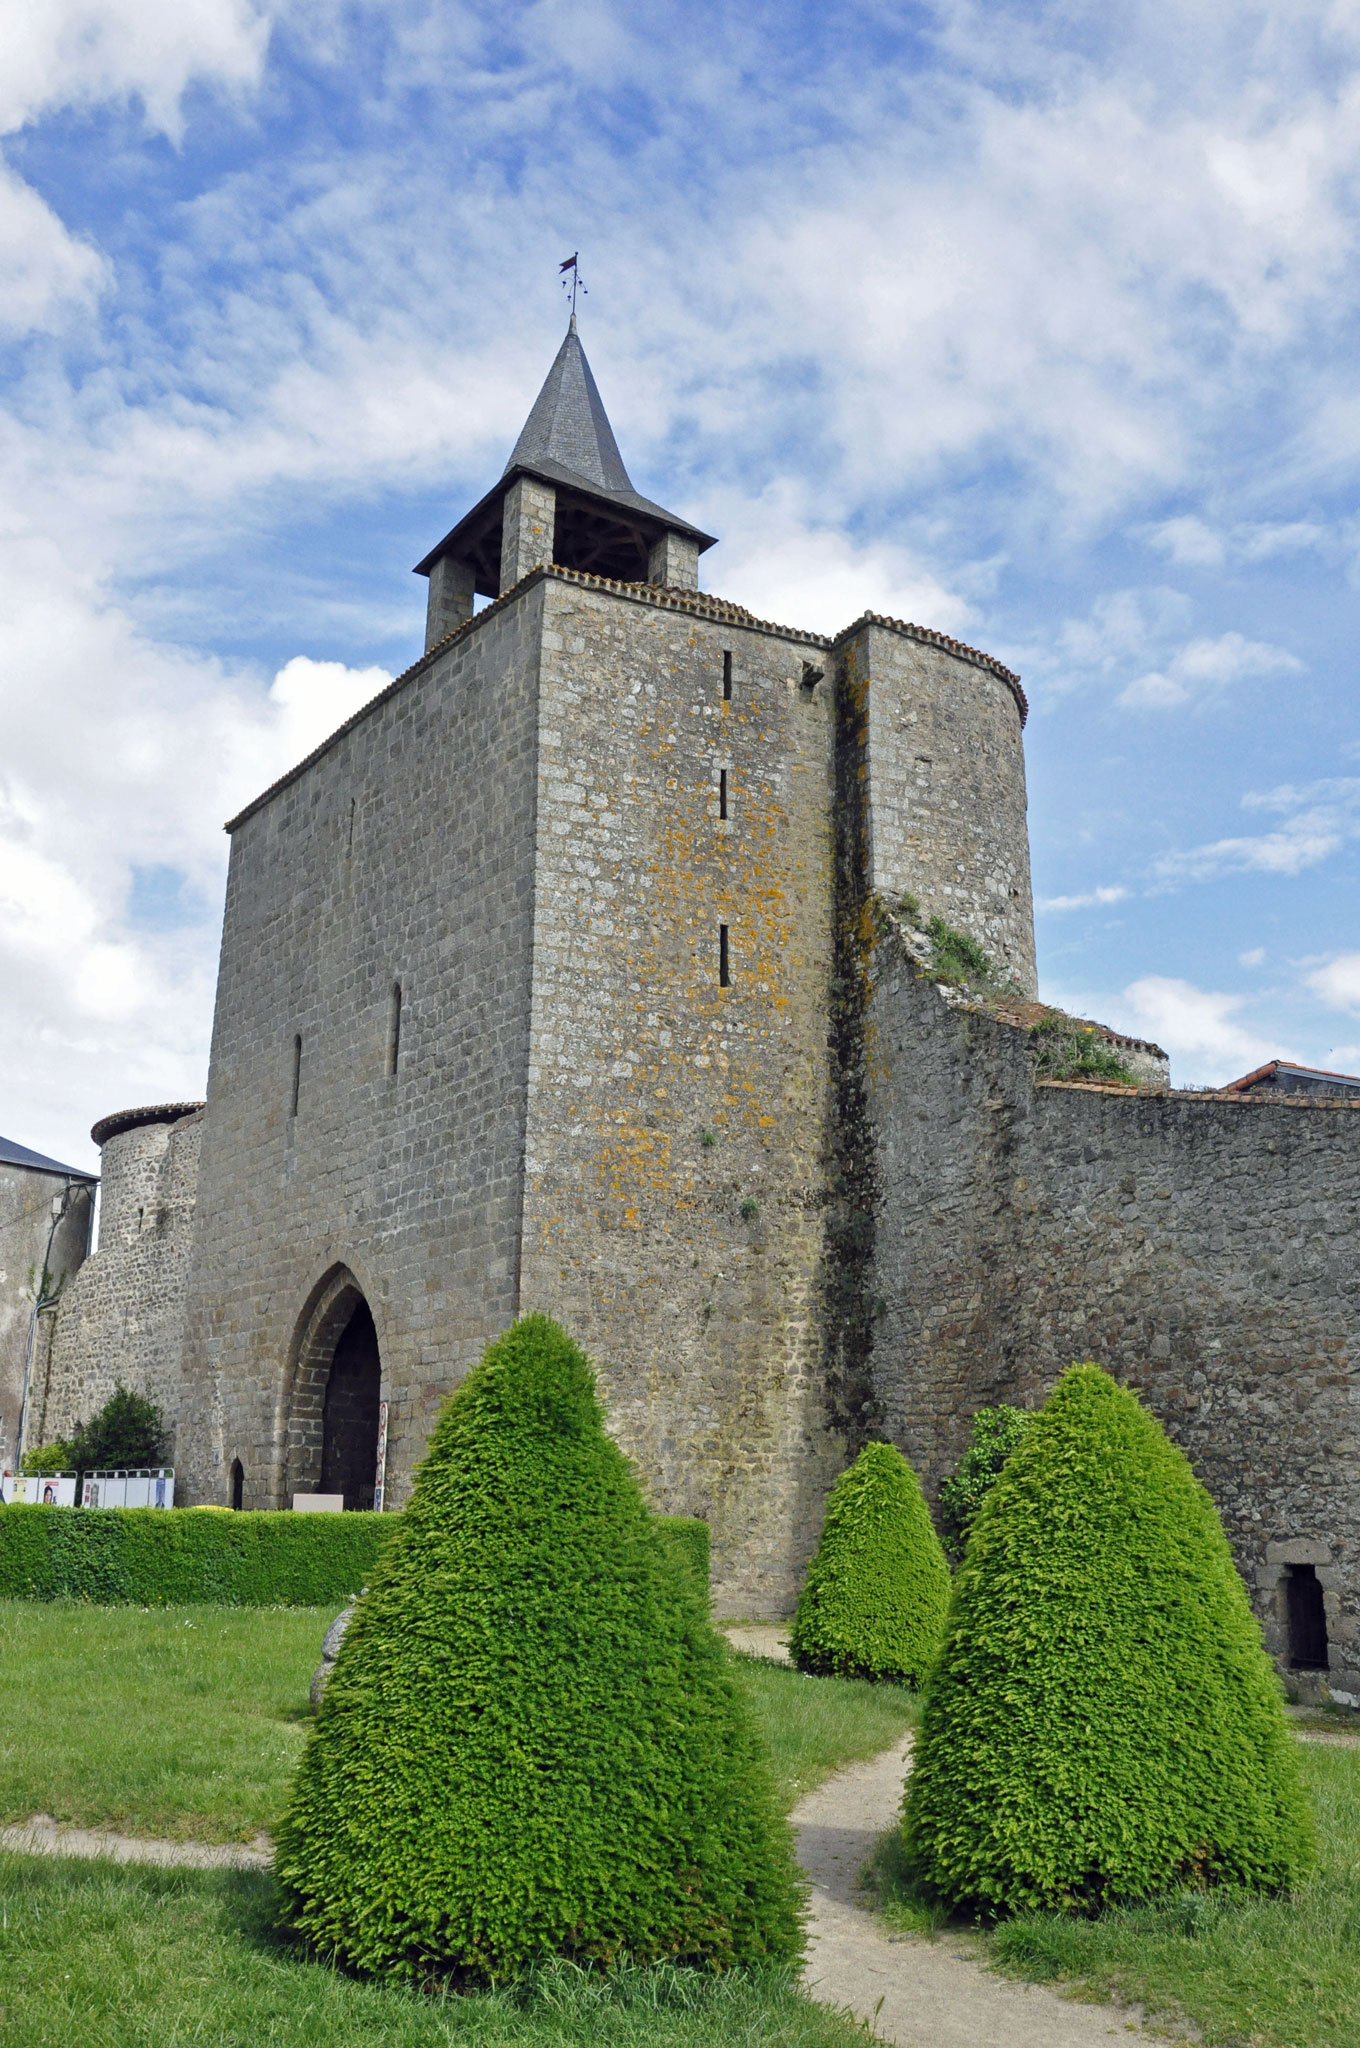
0, 1814, 270, 1869
792, 1740, 1180, 2046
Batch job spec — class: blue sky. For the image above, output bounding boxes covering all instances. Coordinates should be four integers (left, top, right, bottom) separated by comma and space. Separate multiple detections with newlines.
3, 0, 1360, 1170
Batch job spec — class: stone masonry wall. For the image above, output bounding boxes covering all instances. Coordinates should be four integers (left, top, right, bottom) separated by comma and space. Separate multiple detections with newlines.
178, 590, 544, 1507
845, 622, 1036, 995
38, 1116, 199, 1454
0, 1163, 93, 1461
519, 576, 846, 1615
866, 915, 1360, 1700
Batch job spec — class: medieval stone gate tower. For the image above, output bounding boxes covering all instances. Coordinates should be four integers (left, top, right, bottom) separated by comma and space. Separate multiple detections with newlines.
44, 320, 1356, 1679
171, 321, 1034, 1612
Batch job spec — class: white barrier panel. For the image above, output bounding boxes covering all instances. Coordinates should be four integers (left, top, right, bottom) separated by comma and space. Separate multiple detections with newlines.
292, 1492, 344, 1513
1, 1472, 77, 1505
79, 1469, 175, 1508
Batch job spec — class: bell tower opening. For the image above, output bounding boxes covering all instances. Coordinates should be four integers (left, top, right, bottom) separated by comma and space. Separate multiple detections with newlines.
319, 1299, 382, 1511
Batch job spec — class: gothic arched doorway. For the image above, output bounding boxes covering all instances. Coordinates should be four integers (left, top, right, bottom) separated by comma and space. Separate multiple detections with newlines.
284, 1265, 383, 1510
320, 1300, 382, 1511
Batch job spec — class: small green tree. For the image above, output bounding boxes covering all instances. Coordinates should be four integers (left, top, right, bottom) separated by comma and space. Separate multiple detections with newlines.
69, 1386, 168, 1471
903, 1364, 1313, 1916
937, 1404, 1031, 1561
790, 1442, 950, 1686
18, 1438, 79, 1476
275, 1314, 803, 1983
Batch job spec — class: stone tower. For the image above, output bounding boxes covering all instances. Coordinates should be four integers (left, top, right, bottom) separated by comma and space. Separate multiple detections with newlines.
166, 322, 1035, 1612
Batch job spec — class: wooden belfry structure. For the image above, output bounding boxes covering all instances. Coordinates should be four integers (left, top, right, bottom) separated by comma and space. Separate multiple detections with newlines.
413, 319, 716, 649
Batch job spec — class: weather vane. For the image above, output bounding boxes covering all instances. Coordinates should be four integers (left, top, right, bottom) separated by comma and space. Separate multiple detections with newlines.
559, 251, 587, 321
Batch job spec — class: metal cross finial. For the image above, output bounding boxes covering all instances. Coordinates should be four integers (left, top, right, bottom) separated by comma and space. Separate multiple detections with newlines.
559, 251, 587, 325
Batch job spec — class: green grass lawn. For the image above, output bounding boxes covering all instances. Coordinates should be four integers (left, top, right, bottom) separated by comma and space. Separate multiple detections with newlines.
732, 1653, 918, 1808
872, 1740, 1360, 2048
0, 1601, 912, 2045
0, 1599, 325, 1840
0, 1857, 867, 2047
0, 1601, 918, 1842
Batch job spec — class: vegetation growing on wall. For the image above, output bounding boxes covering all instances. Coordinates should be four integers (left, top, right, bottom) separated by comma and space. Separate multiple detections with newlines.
903, 1363, 1314, 1917
887, 893, 1013, 997
275, 1314, 801, 1983
790, 1442, 950, 1686
937, 1405, 1031, 1562
1028, 1014, 1137, 1086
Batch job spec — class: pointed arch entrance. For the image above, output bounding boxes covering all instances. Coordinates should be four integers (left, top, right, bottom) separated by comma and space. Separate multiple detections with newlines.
285, 1265, 383, 1510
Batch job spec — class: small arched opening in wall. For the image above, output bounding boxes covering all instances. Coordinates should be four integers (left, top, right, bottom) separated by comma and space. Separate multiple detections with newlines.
284, 1265, 384, 1510
230, 1458, 244, 1510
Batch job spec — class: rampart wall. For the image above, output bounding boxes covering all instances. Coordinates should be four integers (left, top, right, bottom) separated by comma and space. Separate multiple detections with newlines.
866, 915, 1360, 1699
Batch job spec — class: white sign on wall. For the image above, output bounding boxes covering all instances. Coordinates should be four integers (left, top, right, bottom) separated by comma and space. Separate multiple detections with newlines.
373, 1400, 388, 1513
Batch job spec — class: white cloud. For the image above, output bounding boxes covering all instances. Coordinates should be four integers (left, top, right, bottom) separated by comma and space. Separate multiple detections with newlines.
1057, 974, 1290, 1086
710, 488, 972, 637
1239, 521, 1329, 561
1119, 631, 1301, 709
1239, 945, 1266, 966
1036, 885, 1130, 913
1308, 953, 1360, 1014
1154, 777, 1360, 881
0, 0, 273, 138
0, 534, 388, 1167
1140, 515, 1333, 569
1143, 516, 1225, 567
0, 161, 106, 335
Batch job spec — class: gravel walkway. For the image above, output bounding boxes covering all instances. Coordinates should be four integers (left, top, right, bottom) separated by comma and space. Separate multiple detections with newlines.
0, 1814, 270, 1869
792, 1739, 1181, 2046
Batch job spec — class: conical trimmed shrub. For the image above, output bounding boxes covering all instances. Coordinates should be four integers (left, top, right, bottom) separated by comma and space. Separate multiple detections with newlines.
903, 1363, 1314, 1915
275, 1314, 803, 1982
789, 1442, 950, 1685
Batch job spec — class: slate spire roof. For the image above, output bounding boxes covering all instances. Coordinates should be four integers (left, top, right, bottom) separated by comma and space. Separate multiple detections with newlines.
414, 319, 715, 591
504, 318, 635, 497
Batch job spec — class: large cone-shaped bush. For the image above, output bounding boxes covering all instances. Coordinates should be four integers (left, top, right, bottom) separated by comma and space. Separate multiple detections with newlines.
275, 1314, 803, 1982
903, 1363, 1313, 1915
789, 1442, 950, 1685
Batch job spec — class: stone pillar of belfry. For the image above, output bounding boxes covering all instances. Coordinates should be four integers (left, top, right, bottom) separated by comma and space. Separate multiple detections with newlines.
424, 554, 475, 652
647, 530, 699, 590
499, 477, 556, 593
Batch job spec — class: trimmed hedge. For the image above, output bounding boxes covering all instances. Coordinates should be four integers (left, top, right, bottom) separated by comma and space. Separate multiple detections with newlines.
0, 1505, 396, 1606
790, 1441, 950, 1686
903, 1363, 1314, 1916
0, 1501, 710, 1612
275, 1313, 802, 1983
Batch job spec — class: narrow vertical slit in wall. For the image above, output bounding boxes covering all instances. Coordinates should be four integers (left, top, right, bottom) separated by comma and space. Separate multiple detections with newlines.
719, 924, 730, 987
1287, 1563, 1329, 1668
388, 981, 402, 1076
290, 1034, 302, 1117
722, 650, 732, 700
719, 768, 728, 820
231, 1458, 244, 1510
